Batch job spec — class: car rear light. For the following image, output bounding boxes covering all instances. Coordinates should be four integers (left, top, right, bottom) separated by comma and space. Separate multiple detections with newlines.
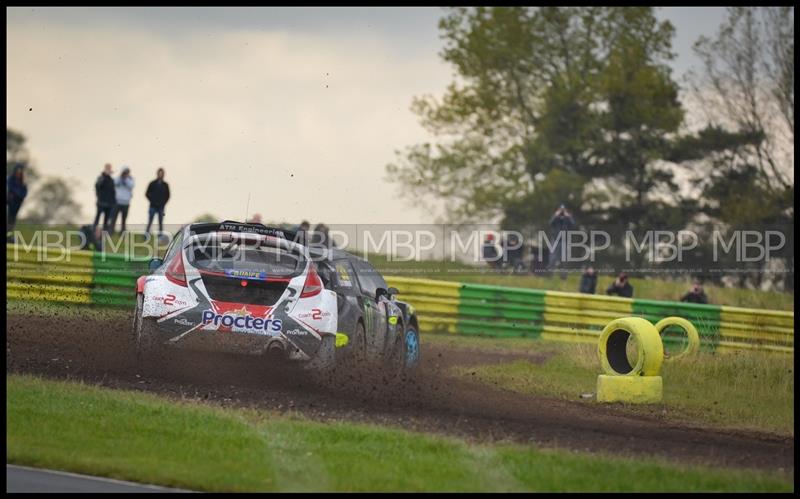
300, 263, 322, 298
165, 252, 187, 287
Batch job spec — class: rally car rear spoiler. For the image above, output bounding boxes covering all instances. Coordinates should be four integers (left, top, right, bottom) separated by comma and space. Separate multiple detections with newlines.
184, 230, 308, 257
190, 221, 300, 243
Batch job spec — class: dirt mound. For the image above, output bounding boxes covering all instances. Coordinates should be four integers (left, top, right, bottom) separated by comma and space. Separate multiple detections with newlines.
6, 313, 794, 473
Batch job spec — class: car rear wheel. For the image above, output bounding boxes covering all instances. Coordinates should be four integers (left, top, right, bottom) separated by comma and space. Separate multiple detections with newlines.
387, 322, 420, 376
349, 321, 367, 366
304, 334, 336, 375
133, 293, 160, 364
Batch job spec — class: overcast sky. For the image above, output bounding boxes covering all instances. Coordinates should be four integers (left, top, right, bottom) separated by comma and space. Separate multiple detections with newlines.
7, 7, 728, 226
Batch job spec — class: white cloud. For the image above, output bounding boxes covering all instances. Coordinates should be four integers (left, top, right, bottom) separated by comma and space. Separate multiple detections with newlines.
7, 22, 451, 226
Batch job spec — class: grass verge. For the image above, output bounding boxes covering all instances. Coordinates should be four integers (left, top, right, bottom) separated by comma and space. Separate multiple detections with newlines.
433, 334, 794, 436
6, 374, 792, 492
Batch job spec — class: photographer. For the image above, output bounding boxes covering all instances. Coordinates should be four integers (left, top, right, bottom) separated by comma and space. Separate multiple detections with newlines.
548, 204, 575, 277
606, 272, 633, 298
112, 166, 135, 234
680, 281, 709, 304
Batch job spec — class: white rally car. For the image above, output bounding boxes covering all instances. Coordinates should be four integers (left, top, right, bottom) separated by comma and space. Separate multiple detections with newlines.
132, 221, 340, 370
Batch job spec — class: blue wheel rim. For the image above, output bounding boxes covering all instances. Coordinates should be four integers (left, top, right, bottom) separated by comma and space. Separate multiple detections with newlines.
405, 329, 420, 368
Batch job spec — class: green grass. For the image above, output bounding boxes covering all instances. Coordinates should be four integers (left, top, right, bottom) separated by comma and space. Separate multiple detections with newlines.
436, 334, 795, 436
6, 374, 792, 492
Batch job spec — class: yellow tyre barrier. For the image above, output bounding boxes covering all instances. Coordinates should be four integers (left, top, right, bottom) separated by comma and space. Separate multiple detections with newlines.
597, 317, 664, 377
654, 316, 700, 361
596, 375, 663, 404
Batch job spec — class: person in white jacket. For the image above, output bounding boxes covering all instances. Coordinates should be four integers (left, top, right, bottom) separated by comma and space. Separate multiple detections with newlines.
112, 166, 135, 234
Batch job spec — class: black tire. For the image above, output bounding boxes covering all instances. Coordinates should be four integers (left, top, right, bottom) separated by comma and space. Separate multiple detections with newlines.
131, 293, 143, 349
349, 321, 367, 366
132, 293, 160, 364
386, 322, 421, 376
304, 334, 337, 378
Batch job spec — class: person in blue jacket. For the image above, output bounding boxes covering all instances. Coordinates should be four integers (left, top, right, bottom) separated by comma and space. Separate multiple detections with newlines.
7, 164, 28, 236
579, 266, 597, 294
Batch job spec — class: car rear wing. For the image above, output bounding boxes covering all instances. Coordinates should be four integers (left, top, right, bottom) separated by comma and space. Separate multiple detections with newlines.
189, 221, 300, 244
183, 230, 309, 257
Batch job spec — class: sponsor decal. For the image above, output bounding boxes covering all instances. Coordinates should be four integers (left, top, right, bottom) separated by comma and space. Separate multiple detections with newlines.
224, 269, 267, 280
218, 223, 286, 239
284, 328, 308, 337
363, 298, 374, 333
174, 317, 195, 326
298, 308, 330, 321
147, 294, 189, 307
336, 263, 352, 288
201, 309, 282, 333
388, 316, 398, 325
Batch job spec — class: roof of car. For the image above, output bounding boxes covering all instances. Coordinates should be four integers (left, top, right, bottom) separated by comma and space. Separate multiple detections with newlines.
308, 246, 367, 263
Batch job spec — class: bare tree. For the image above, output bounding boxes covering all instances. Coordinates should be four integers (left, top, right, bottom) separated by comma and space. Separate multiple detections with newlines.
688, 7, 794, 193
686, 7, 794, 291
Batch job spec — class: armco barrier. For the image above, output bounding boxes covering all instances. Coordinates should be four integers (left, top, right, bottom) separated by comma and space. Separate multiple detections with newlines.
5, 244, 794, 354
384, 276, 794, 354
6, 244, 149, 308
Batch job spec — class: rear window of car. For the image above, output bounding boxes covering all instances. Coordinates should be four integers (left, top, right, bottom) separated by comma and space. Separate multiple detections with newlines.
188, 240, 304, 277
325, 259, 360, 296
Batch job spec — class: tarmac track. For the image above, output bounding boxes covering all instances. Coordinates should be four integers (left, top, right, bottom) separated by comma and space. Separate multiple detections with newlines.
6, 464, 187, 493
6, 313, 794, 474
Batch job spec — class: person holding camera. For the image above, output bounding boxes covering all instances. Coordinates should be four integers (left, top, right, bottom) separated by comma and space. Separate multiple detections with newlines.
548, 204, 575, 277
680, 281, 709, 304
112, 166, 135, 234
606, 271, 633, 298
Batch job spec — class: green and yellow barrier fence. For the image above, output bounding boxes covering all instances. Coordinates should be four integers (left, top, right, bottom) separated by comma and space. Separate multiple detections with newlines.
385, 276, 794, 354
5, 244, 794, 354
6, 244, 149, 308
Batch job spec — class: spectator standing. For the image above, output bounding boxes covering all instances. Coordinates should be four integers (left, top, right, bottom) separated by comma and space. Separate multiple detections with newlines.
145, 167, 170, 235
294, 220, 310, 232
481, 233, 500, 269
293, 220, 310, 245
504, 233, 524, 272
606, 272, 633, 298
112, 166, 135, 234
247, 213, 263, 224
7, 164, 28, 236
579, 266, 597, 294
548, 204, 575, 278
313, 223, 335, 248
94, 163, 116, 232
680, 281, 709, 304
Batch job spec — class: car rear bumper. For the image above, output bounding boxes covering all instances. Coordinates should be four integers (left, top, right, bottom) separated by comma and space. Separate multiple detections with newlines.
145, 318, 314, 361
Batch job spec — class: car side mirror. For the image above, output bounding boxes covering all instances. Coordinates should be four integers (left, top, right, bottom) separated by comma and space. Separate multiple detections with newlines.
387, 287, 399, 298
149, 258, 163, 271
375, 287, 388, 300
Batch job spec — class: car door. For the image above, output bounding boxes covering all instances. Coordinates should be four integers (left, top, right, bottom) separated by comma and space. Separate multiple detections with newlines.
325, 259, 362, 339
349, 257, 388, 358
